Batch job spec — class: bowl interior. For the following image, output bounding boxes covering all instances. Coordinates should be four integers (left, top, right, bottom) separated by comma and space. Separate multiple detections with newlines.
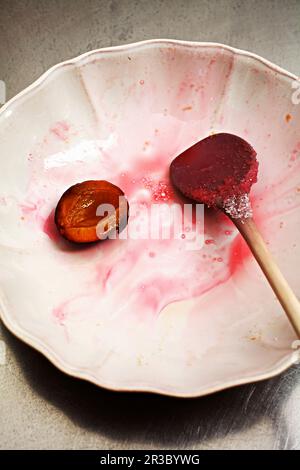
0, 42, 299, 396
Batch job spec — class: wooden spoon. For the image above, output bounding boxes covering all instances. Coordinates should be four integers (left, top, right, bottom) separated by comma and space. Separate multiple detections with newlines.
170, 133, 300, 338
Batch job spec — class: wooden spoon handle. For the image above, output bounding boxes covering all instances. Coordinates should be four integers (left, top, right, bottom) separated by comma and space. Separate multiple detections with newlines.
234, 217, 300, 338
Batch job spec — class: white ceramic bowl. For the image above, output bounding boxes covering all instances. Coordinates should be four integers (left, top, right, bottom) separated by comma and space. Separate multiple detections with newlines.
0, 40, 300, 397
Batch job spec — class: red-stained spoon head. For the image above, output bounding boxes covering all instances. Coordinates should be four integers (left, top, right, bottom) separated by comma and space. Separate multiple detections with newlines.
170, 133, 258, 218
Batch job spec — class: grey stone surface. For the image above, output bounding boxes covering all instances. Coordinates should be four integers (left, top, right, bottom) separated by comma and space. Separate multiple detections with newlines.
0, 0, 300, 450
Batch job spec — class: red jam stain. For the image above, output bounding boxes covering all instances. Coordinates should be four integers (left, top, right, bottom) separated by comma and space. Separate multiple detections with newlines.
53, 303, 66, 325
50, 121, 70, 142
285, 113, 292, 123
43, 208, 113, 258
22, 125, 267, 326
54, 180, 129, 244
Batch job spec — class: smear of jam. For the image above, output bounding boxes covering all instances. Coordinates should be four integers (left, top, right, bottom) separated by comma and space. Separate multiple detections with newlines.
43, 209, 59, 242
55, 180, 129, 243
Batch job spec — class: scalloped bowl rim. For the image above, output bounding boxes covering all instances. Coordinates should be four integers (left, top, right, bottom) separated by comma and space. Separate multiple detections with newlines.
0, 39, 299, 398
